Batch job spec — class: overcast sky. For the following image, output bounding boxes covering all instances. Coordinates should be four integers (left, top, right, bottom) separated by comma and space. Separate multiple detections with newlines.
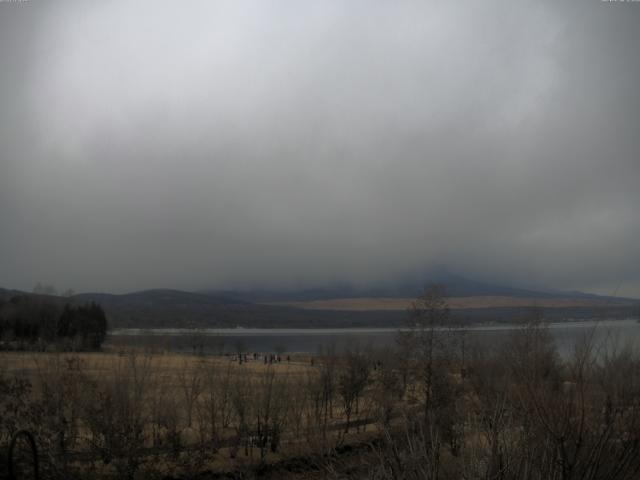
1, 0, 638, 297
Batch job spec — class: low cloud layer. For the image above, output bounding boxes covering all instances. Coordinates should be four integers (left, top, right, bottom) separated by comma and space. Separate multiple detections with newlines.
1, 1, 639, 296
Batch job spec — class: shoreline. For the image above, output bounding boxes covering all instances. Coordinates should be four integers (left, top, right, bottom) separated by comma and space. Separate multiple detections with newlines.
109, 317, 638, 337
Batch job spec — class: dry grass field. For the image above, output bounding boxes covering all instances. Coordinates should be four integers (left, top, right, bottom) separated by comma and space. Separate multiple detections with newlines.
0, 350, 313, 379
0, 349, 388, 479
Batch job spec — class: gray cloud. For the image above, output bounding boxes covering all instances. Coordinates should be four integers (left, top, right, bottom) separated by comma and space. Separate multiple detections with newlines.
1, 0, 638, 296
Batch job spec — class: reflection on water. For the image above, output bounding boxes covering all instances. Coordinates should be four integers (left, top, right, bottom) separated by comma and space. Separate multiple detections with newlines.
107, 319, 640, 357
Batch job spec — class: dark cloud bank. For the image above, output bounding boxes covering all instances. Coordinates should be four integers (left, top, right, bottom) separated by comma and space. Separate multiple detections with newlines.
0, 1, 638, 297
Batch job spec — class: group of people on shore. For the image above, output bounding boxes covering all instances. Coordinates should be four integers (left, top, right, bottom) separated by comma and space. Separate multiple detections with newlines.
228, 351, 292, 365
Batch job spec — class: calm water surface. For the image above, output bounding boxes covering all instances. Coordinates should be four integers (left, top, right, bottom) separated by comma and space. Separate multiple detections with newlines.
107, 319, 640, 356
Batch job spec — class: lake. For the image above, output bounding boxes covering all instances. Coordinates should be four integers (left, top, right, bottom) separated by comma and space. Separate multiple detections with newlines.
107, 318, 640, 357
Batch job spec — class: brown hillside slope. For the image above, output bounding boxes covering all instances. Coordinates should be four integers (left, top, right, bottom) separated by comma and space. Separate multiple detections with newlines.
266, 296, 633, 311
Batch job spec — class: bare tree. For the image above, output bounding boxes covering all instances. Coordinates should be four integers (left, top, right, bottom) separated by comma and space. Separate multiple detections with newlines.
82, 353, 155, 480
177, 357, 203, 428
338, 348, 370, 433
401, 284, 455, 421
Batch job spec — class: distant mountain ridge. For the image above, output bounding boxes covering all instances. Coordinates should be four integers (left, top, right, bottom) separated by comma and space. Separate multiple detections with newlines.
0, 287, 24, 300
75, 288, 248, 307
205, 272, 635, 303
1, 274, 637, 330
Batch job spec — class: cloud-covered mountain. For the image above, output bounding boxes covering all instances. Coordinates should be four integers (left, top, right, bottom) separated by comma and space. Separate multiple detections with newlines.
1, 1, 638, 298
